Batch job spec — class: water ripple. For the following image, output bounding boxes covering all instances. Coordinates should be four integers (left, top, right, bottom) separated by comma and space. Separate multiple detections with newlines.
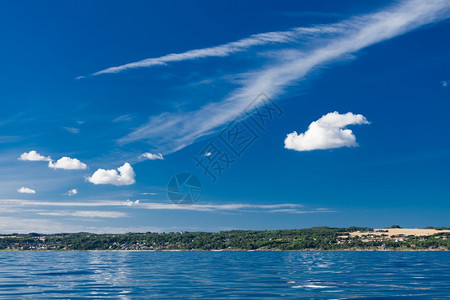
0, 251, 448, 299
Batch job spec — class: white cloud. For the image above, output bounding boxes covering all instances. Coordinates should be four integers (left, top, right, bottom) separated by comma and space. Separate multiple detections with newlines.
0, 199, 330, 218
87, 26, 339, 77
37, 210, 127, 218
0, 216, 169, 234
18, 150, 51, 162
48, 157, 87, 170
118, 0, 450, 154
0, 198, 333, 215
63, 127, 80, 134
442, 80, 448, 87
285, 112, 369, 151
137, 202, 333, 214
66, 189, 78, 196
123, 199, 140, 206
87, 163, 136, 186
19, 151, 88, 170
139, 152, 164, 160
17, 187, 36, 194
113, 114, 134, 122
0, 199, 130, 207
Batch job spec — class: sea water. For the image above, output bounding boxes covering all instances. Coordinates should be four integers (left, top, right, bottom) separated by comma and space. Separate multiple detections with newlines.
0, 251, 448, 299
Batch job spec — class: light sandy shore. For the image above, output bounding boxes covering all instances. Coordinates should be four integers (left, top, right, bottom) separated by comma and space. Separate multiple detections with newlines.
350, 228, 450, 237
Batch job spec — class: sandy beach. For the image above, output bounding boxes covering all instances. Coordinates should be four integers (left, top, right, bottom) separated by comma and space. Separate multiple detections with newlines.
350, 228, 450, 237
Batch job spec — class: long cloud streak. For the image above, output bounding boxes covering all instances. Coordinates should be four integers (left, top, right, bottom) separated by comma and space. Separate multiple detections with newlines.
0, 199, 329, 213
118, 0, 450, 153
88, 26, 342, 77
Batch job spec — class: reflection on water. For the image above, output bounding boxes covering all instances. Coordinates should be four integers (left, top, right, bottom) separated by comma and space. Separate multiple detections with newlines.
0, 251, 448, 299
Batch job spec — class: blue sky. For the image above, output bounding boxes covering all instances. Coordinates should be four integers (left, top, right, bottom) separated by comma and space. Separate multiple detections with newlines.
1, 0, 449, 233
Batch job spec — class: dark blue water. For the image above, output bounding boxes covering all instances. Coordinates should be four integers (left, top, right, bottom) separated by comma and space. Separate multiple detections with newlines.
0, 251, 448, 299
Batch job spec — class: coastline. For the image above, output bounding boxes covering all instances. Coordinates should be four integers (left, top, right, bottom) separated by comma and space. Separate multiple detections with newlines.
1, 227, 448, 252
1, 248, 448, 252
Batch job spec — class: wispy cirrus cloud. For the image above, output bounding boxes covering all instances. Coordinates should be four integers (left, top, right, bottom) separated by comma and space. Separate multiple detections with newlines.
85, 26, 341, 77
0, 199, 136, 208
37, 210, 127, 218
138, 202, 333, 214
0, 199, 331, 214
139, 152, 164, 160
115, 0, 450, 154
113, 114, 134, 122
63, 127, 80, 134
0, 216, 166, 234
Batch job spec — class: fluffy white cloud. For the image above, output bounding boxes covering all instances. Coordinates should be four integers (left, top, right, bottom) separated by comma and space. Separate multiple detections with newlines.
87, 163, 136, 186
17, 187, 36, 194
284, 112, 369, 151
19, 151, 88, 170
139, 152, 164, 160
18, 150, 51, 161
48, 157, 87, 170
66, 189, 78, 196
123, 199, 140, 206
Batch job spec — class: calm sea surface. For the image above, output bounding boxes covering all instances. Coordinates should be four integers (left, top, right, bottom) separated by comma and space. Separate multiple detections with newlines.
0, 251, 448, 299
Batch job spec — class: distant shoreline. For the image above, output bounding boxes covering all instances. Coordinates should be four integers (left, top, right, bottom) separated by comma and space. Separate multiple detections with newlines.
0, 249, 448, 252
1, 227, 448, 252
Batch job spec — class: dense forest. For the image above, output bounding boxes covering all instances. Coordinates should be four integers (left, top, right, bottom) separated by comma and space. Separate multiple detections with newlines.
0, 227, 448, 251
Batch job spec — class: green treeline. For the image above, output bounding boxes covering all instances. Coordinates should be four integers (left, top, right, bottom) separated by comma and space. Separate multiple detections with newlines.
0, 227, 448, 251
